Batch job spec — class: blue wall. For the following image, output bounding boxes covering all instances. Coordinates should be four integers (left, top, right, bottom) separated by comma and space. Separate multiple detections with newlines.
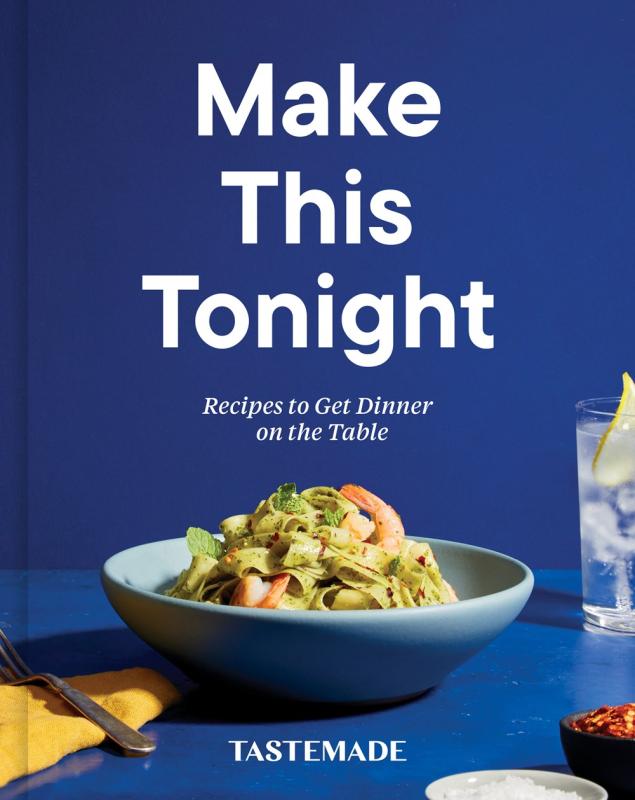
0, 0, 26, 570
15, 0, 635, 567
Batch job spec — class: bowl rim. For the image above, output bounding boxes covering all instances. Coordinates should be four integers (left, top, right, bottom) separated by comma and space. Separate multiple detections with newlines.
102, 535, 534, 623
560, 708, 635, 744
425, 769, 608, 800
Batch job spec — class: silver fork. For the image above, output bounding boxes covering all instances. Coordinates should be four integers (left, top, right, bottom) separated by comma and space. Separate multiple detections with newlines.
0, 628, 155, 756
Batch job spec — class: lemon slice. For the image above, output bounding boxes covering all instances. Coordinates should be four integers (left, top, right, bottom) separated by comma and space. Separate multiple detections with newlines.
592, 372, 635, 487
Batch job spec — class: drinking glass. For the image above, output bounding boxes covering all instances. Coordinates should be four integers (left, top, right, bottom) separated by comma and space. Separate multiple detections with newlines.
576, 397, 635, 633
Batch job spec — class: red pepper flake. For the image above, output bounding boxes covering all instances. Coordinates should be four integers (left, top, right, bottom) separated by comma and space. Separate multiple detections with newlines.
418, 588, 426, 598
265, 542, 274, 549
386, 588, 394, 598
272, 532, 280, 542
417, 555, 427, 566
571, 703, 635, 739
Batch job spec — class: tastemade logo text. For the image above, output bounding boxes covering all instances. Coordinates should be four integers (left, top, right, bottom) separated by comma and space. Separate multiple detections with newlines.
228, 739, 407, 762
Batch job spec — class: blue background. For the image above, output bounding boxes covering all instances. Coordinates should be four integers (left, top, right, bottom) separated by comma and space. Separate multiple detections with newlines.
4, 0, 635, 568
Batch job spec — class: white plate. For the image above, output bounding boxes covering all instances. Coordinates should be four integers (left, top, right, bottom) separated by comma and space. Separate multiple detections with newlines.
426, 770, 608, 800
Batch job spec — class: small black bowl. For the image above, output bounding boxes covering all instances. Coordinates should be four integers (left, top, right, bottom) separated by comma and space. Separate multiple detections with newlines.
560, 710, 635, 799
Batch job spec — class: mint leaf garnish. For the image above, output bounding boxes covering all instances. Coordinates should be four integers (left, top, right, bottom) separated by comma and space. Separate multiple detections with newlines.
273, 483, 304, 513
323, 507, 345, 528
186, 526, 224, 559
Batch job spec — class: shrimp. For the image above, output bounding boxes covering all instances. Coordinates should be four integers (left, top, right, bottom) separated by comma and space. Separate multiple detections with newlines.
230, 573, 291, 609
340, 511, 375, 541
339, 484, 404, 554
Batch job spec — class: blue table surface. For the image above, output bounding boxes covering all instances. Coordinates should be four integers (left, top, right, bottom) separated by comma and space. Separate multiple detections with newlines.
1, 570, 634, 800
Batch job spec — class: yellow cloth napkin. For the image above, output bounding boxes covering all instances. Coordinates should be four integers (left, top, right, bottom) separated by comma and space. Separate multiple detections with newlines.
0, 667, 181, 788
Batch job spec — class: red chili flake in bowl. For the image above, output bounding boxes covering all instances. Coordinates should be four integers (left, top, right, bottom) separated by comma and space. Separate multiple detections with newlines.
417, 555, 427, 566
571, 702, 635, 738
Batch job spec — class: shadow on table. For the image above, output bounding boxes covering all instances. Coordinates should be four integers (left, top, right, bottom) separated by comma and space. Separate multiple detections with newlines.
158, 681, 429, 725
518, 587, 584, 631
15, 628, 428, 724
524, 764, 571, 774
15, 628, 184, 687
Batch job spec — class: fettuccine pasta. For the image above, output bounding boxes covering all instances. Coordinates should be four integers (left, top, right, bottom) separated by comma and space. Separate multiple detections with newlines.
166, 484, 457, 610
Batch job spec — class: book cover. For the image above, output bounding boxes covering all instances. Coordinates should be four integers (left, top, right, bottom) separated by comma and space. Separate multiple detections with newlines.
1, 2, 634, 798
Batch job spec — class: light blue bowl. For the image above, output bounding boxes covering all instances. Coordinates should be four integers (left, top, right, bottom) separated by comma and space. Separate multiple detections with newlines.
102, 537, 533, 704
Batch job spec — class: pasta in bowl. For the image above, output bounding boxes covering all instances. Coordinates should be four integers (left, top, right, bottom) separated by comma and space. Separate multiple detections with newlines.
167, 483, 458, 611
102, 483, 533, 703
